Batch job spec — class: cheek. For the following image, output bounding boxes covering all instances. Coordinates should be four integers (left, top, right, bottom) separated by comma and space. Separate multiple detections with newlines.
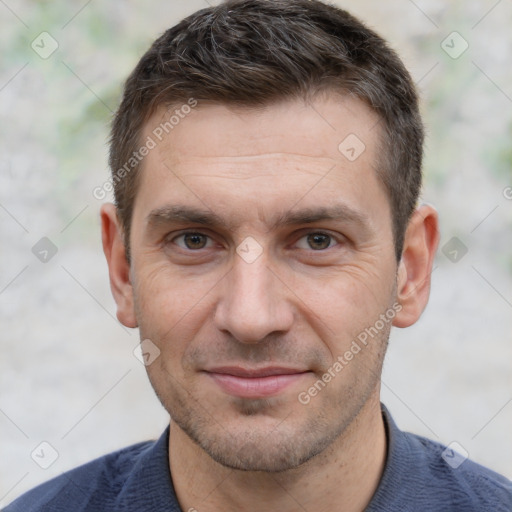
132, 263, 216, 353
289, 262, 395, 334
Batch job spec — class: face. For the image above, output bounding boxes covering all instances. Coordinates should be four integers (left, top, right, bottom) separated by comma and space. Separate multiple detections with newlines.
126, 95, 400, 471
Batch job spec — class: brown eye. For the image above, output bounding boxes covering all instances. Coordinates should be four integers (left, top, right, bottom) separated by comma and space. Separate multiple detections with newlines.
173, 232, 211, 250
306, 233, 332, 250
184, 233, 208, 249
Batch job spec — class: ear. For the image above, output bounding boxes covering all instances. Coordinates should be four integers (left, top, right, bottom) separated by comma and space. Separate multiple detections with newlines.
392, 204, 439, 328
100, 203, 138, 328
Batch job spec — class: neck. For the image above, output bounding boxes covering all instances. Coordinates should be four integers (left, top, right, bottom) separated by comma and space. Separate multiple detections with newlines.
169, 391, 387, 512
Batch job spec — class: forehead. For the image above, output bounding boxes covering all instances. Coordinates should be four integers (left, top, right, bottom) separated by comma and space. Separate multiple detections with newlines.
143, 94, 380, 166
133, 94, 389, 232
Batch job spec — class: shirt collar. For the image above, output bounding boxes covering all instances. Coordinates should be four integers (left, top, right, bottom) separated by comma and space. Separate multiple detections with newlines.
126, 403, 406, 511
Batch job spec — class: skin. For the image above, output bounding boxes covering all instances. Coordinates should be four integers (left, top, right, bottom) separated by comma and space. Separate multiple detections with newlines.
101, 94, 439, 512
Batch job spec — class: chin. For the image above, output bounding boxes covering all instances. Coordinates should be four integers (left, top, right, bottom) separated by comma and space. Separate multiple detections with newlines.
175, 408, 338, 473
195, 432, 319, 472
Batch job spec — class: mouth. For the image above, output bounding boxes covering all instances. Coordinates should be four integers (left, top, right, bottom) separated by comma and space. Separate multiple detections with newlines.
203, 366, 311, 398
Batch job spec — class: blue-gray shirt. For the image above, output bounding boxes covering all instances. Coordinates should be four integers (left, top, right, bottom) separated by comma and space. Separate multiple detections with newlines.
4, 405, 512, 511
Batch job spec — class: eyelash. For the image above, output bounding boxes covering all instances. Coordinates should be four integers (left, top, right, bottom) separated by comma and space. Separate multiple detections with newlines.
168, 230, 341, 252
171, 232, 215, 251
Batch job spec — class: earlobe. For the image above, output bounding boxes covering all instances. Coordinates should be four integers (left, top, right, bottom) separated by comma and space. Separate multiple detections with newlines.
392, 204, 439, 328
100, 204, 138, 328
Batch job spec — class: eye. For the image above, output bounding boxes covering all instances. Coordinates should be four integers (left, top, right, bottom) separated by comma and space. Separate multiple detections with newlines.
172, 232, 213, 250
295, 232, 338, 250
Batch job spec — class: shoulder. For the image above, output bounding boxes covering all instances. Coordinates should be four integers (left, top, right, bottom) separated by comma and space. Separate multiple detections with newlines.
368, 406, 512, 512
3, 440, 154, 512
398, 430, 512, 511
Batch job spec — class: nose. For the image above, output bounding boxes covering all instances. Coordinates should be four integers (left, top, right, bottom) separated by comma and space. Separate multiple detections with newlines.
214, 254, 294, 344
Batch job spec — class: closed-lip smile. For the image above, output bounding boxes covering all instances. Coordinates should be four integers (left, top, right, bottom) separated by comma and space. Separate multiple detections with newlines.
203, 366, 311, 398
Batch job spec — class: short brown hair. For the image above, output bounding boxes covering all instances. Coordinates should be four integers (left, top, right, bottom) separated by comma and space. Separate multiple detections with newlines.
109, 0, 423, 261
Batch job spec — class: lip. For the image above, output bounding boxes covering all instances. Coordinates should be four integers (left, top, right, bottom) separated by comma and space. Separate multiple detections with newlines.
204, 366, 310, 398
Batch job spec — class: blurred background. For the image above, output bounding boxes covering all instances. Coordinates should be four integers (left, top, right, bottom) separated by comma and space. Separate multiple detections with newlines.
1, 0, 511, 505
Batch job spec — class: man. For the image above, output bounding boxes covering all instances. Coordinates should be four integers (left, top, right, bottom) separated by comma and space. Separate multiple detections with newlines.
5, 0, 511, 510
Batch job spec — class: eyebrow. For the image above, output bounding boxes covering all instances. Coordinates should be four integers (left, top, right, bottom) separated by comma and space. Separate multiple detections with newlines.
147, 205, 225, 228
270, 205, 370, 232
146, 204, 371, 233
